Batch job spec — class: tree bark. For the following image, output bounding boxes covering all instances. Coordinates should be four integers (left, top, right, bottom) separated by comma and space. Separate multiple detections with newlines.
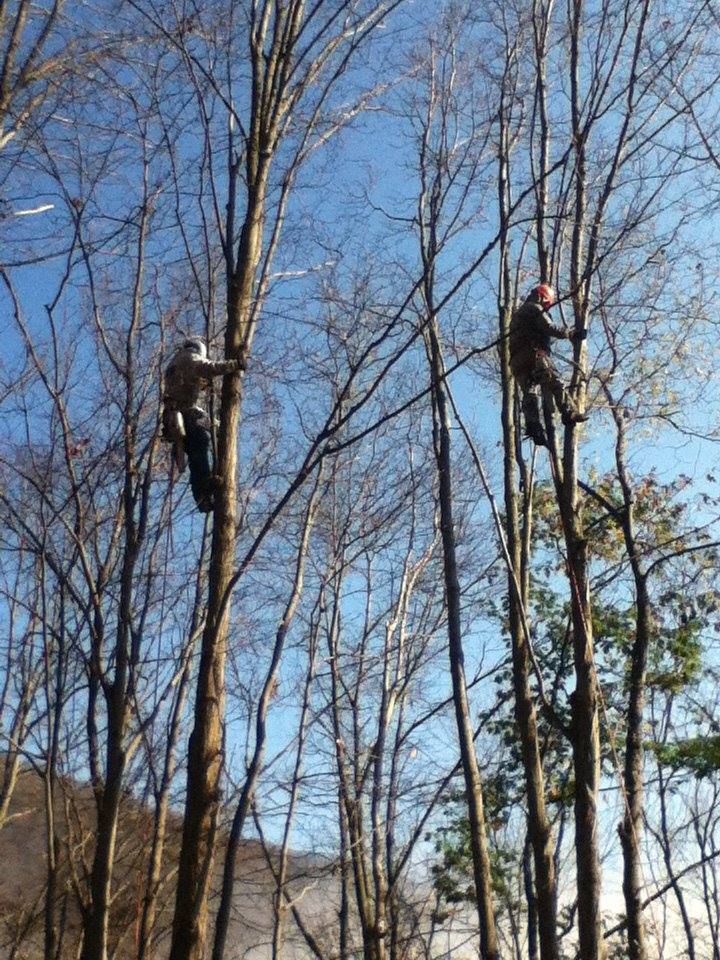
327, 565, 386, 960
43, 577, 64, 960
168, 4, 397, 954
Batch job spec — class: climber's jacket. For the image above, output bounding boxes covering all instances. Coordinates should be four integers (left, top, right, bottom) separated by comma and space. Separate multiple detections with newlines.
163, 343, 238, 414
509, 297, 572, 379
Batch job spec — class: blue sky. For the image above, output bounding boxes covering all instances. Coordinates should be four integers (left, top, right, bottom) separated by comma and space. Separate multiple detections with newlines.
3, 7, 720, 944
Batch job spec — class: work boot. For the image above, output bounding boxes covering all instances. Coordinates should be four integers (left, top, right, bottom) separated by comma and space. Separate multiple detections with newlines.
196, 493, 215, 513
561, 407, 589, 426
522, 390, 547, 446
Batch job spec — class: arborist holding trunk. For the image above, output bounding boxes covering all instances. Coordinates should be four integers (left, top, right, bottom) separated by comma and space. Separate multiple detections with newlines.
509, 283, 587, 447
162, 337, 241, 513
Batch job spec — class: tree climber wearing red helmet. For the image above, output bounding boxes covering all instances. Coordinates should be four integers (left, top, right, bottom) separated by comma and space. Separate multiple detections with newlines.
509, 283, 587, 447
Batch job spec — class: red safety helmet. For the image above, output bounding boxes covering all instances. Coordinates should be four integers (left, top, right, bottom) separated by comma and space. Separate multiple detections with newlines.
530, 283, 556, 309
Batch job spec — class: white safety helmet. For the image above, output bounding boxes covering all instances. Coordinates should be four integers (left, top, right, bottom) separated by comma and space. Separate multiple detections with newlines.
181, 337, 207, 358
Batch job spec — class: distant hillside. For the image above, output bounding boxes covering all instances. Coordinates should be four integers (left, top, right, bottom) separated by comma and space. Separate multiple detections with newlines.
0, 765, 342, 960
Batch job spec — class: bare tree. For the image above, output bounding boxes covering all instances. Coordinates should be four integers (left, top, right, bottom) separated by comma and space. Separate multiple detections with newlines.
115, 5, 410, 959
0, 0, 75, 153
414, 41, 500, 954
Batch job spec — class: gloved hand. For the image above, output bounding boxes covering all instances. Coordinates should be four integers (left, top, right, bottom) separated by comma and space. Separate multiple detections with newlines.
569, 328, 588, 342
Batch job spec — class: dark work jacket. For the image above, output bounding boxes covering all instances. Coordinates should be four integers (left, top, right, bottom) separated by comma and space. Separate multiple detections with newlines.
509, 299, 568, 359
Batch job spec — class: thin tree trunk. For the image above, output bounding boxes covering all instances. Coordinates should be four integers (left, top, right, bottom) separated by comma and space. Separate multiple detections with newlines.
81, 740, 128, 960
327, 565, 384, 960
656, 762, 696, 960
497, 89, 559, 960
560, 493, 603, 960
271, 609, 318, 960
138, 535, 210, 960
212, 475, 320, 960
530, 0, 554, 283
169, 16, 281, 954
43, 577, 65, 960
368, 582, 410, 958
80, 466, 141, 960
501, 341, 559, 960
607, 394, 649, 960
425, 314, 499, 960
0, 598, 40, 832
559, 4, 604, 954
169, 7, 399, 954
137, 641, 195, 960
80, 160, 155, 960
523, 834, 539, 960
415, 64, 498, 954
338, 786, 351, 960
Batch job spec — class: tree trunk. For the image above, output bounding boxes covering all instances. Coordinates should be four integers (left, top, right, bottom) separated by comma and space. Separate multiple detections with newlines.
80, 529, 138, 960
619, 578, 650, 960
523, 834, 539, 960
137, 647, 194, 960
497, 113, 558, 955
169, 141, 269, 957
169, 4, 397, 951
80, 172, 154, 960
425, 316, 499, 960
657, 762, 696, 960
562, 515, 604, 959
212, 477, 319, 960
271, 617, 318, 960
559, 1, 604, 950
609, 397, 649, 960
43, 580, 65, 960
80, 740, 127, 960
501, 383, 559, 960
327, 568, 386, 960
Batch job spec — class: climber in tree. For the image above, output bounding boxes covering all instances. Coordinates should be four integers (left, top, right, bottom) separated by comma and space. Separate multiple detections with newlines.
162, 337, 240, 513
509, 283, 587, 447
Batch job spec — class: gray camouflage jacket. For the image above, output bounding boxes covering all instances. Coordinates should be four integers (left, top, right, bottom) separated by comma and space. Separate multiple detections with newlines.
163, 346, 237, 411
